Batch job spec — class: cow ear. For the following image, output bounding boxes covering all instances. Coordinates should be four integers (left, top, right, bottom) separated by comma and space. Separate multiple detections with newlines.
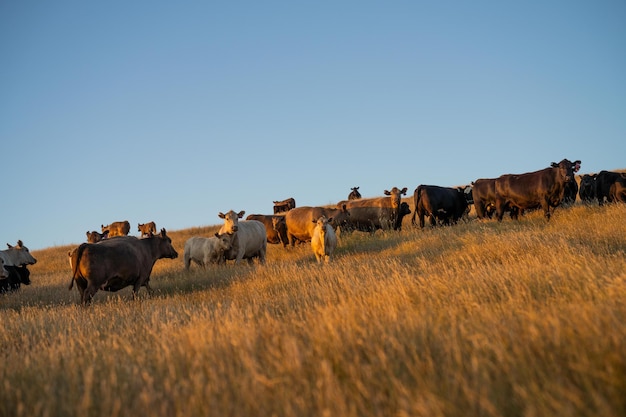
551, 162, 558, 168
215, 232, 220, 238
160, 228, 167, 237
238, 211, 245, 218
7, 243, 12, 249
218, 212, 225, 219
401, 187, 408, 195
384, 190, 391, 195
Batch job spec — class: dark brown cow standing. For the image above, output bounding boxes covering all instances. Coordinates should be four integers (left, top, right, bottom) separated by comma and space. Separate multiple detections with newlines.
494, 159, 579, 221
412, 185, 469, 228
578, 174, 597, 203
348, 187, 362, 200
101, 220, 131, 237
338, 187, 408, 232
0, 265, 31, 293
69, 228, 178, 305
245, 214, 289, 247
273, 198, 296, 214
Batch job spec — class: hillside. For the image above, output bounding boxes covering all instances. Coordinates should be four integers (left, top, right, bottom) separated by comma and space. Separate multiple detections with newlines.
2, 202, 626, 417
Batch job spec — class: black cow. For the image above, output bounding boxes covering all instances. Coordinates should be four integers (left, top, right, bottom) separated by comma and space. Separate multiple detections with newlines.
348, 187, 362, 200
396, 202, 411, 231
0, 265, 31, 293
595, 170, 626, 205
273, 198, 296, 214
412, 185, 469, 228
578, 174, 597, 203
562, 160, 581, 205
494, 159, 579, 221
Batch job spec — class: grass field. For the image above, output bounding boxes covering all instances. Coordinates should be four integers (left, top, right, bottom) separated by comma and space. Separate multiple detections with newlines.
1, 202, 625, 417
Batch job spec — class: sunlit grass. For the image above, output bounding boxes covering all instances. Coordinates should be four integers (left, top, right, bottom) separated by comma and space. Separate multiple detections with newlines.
1, 203, 625, 416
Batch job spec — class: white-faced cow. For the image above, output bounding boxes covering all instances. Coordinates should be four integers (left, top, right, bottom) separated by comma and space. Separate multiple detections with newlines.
311, 216, 338, 264
273, 198, 296, 214
338, 187, 408, 232
284, 205, 351, 246
86, 230, 109, 243
0, 265, 31, 293
245, 214, 289, 247
138, 221, 157, 238
183, 233, 233, 270
0, 240, 37, 268
68, 229, 178, 305
494, 159, 579, 221
218, 210, 267, 264
412, 185, 470, 228
101, 220, 131, 237
348, 187, 362, 200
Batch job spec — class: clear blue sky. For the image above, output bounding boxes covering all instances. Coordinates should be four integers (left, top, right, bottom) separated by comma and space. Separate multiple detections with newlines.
1, 1, 625, 250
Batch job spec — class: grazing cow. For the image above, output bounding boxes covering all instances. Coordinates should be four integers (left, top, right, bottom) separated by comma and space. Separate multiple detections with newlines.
348, 187, 362, 200
412, 185, 469, 228
595, 170, 626, 205
338, 187, 408, 232
68, 229, 178, 305
0, 240, 37, 267
86, 230, 109, 243
284, 205, 351, 246
494, 159, 579, 221
311, 216, 338, 263
138, 221, 157, 238
183, 233, 233, 270
218, 210, 267, 264
245, 214, 289, 247
578, 174, 597, 203
0, 265, 31, 293
101, 220, 131, 237
273, 198, 296, 214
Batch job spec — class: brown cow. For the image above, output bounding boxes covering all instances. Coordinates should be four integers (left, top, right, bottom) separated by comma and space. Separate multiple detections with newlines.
348, 187, 362, 200
86, 230, 109, 243
273, 198, 296, 214
284, 205, 350, 246
494, 159, 579, 221
101, 220, 131, 237
338, 186, 408, 232
68, 228, 178, 305
245, 214, 289, 247
138, 221, 157, 238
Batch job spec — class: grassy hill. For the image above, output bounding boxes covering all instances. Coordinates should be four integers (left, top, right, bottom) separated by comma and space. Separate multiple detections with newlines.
2, 202, 626, 417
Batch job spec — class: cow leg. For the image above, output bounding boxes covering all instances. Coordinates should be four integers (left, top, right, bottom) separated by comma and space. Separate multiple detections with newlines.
82, 283, 99, 305
495, 199, 506, 222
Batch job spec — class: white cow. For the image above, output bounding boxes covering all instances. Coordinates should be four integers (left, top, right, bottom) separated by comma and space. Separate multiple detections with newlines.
183, 233, 232, 270
311, 216, 337, 264
0, 240, 37, 267
218, 210, 267, 264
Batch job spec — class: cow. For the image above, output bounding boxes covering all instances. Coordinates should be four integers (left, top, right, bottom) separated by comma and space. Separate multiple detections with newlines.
578, 174, 597, 203
86, 230, 109, 243
494, 159, 579, 221
0, 265, 31, 293
311, 216, 338, 264
284, 205, 351, 246
610, 174, 626, 203
273, 198, 296, 214
138, 221, 157, 238
68, 228, 178, 305
0, 240, 37, 268
396, 202, 412, 231
183, 233, 233, 270
337, 187, 408, 232
218, 210, 267, 264
101, 220, 131, 237
348, 187, 362, 200
245, 214, 289, 247
595, 170, 626, 205
471, 179, 519, 220
563, 161, 582, 205
412, 185, 469, 228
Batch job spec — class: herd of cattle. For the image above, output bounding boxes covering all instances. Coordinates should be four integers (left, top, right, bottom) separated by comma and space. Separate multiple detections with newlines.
3, 159, 626, 305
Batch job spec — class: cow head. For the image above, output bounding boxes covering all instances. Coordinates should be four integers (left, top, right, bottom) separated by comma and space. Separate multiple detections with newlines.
384, 187, 408, 209
459, 185, 474, 205
155, 228, 178, 259
214, 232, 233, 252
271, 216, 287, 232
15, 265, 31, 286
5, 240, 37, 266
218, 210, 245, 234
330, 204, 351, 230
550, 159, 578, 183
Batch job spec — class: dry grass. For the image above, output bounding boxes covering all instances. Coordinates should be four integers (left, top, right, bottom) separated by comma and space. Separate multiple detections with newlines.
1, 204, 626, 417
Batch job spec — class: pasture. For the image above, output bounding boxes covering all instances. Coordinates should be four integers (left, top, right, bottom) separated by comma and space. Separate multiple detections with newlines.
1, 203, 626, 417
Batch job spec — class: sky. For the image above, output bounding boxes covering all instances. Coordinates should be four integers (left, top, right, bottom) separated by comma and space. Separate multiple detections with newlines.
1, 1, 625, 250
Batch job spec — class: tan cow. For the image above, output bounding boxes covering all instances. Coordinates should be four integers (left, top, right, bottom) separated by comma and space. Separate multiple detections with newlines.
101, 220, 131, 237
284, 205, 350, 246
337, 186, 408, 232
245, 214, 289, 247
218, 210, 267, 264
311, 216, 337, 264
86, 230, 109, 243
138, 221, 157, 238
68, 229, 178, 305
183, 233, 233, 269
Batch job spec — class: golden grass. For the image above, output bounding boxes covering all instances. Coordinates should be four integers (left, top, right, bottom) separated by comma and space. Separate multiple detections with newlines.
1, 204, 626, 417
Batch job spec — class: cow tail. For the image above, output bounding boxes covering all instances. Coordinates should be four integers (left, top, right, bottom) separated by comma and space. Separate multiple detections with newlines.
68, 243, 87, 290
411, 186, 422, 226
